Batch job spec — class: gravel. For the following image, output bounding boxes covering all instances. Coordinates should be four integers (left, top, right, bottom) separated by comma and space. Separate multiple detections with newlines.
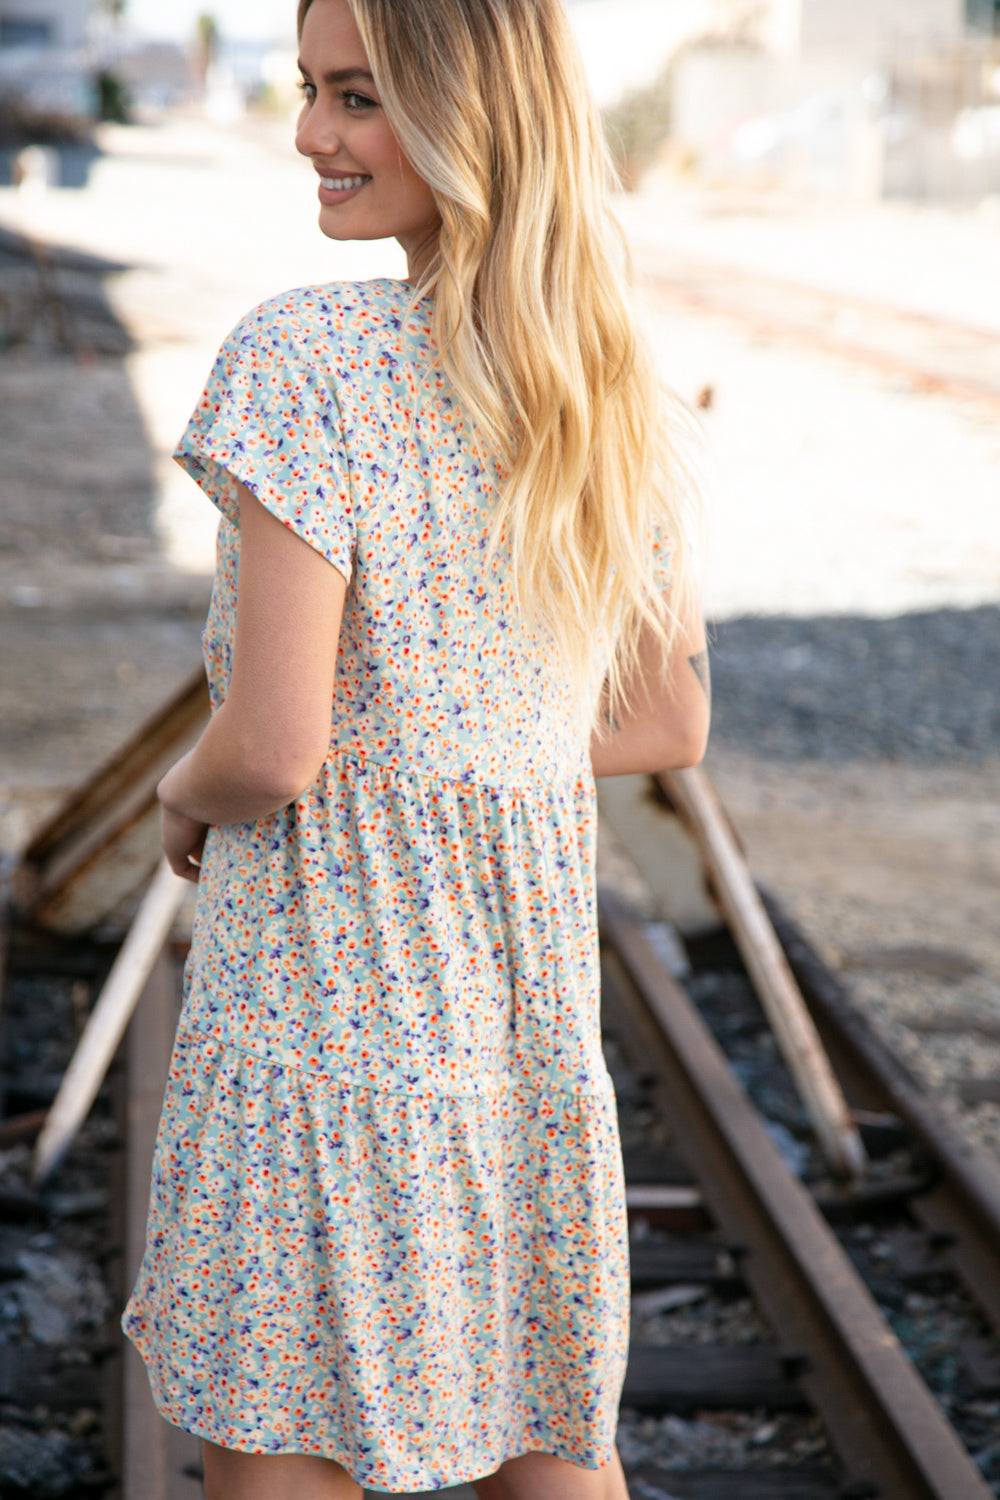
0, 1421, 106, 1499
633, 1296, 771, 1349
847, 967, 1000, 1161
707, 607, 1000, 765
12, 1248, 111, 1348
617, 1409, 833, 1476
0, 971, 119, 1499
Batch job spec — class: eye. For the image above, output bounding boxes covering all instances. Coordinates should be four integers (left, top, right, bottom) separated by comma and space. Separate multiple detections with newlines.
297, 78, 316, 102
342, 90, 377, 112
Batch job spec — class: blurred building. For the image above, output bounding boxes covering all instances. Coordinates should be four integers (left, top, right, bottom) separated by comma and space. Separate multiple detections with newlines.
115, 41, 195, 112
0, 2, 98, 127
660, 0, 1000, 200
0, 0, 91, 51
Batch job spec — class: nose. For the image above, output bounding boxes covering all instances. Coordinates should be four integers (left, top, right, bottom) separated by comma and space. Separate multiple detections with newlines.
295, 98, 342, 160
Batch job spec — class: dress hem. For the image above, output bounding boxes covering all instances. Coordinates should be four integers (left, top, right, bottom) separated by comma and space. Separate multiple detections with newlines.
130, 1335, 616, 1493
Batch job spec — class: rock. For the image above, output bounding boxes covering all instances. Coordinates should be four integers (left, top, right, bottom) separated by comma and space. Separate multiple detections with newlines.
0, 1422, 100, 1498
14, 1249, 110, 1346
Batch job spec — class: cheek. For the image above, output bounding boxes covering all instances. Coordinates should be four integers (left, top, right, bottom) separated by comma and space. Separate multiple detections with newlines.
398, 162, 439, 225
374, 126, 435, 211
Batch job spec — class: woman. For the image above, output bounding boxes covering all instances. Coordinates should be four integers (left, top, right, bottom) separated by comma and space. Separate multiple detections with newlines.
122, 2, 710, 1498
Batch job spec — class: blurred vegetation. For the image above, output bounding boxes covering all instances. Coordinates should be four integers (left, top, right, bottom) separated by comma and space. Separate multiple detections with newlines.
603, 24, 765, 190
96, 70, 131, 123
602, 61, 675, 190
195, 12, 220, 74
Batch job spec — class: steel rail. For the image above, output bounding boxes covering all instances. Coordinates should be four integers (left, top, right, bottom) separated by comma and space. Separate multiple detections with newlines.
599, 890, 993, 1500
15, 669, 209, 935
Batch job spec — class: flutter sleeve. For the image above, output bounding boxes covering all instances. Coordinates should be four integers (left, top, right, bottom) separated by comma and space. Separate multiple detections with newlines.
173, 302, 355, 583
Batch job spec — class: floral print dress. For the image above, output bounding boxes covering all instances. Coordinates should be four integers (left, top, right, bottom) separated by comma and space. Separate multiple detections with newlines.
121, 278, 632, 1492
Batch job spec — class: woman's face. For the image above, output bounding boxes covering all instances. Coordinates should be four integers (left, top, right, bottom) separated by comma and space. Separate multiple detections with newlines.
295, 0, 440, 278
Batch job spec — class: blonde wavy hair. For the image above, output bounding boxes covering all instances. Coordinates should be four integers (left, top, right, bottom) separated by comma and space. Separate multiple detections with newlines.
298, 0, 700, 723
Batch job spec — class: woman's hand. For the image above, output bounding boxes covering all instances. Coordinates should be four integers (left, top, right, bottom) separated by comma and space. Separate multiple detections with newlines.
161, 805, 208, 883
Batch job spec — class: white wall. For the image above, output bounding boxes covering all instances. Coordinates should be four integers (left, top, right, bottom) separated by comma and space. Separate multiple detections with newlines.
800, 0, 965, 54
757, 0, 803, 56
758, 0, 966, 57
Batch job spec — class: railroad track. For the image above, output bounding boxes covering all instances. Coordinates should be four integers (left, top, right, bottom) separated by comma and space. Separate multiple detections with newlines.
2, 754, 999, 1498
631, 247, 1000, 412
600, 885, 1000, 1499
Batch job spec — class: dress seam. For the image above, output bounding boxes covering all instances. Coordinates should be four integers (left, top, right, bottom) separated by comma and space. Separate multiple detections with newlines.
323, 741, 594, 796
178, 1020, 615, 1103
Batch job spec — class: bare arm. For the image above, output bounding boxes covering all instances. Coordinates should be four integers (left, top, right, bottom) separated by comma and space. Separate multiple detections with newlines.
589, 592, 710, 778
158, 481, 347, 867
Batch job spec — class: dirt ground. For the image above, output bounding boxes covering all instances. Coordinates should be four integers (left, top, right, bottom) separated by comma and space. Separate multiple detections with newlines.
706, 750, 1000, 1153
1, 113, 998, 1157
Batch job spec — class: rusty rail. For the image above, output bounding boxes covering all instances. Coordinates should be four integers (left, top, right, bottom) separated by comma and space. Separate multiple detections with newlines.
14, 669, 209, 935
657, 767, 866, 1178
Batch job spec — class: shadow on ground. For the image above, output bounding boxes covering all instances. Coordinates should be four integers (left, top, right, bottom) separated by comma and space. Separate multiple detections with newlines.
0, 226, 206, 814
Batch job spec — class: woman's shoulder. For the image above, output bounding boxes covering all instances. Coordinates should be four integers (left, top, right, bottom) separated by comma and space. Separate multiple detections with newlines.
223, 278, 429, 368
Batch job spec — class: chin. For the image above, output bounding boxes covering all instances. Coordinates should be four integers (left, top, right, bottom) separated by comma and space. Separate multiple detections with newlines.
317, 212, 382, 243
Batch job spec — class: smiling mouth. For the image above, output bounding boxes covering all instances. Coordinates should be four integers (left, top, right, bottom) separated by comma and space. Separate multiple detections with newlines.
319, 174, 370, 191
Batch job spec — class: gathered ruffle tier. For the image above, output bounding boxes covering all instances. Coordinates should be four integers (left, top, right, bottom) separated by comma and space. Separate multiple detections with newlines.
123, 1022, 629, 1490
179, 751, 610, 1098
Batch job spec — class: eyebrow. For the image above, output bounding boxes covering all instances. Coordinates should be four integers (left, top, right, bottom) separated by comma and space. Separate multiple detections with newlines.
297, 62, 375, 85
